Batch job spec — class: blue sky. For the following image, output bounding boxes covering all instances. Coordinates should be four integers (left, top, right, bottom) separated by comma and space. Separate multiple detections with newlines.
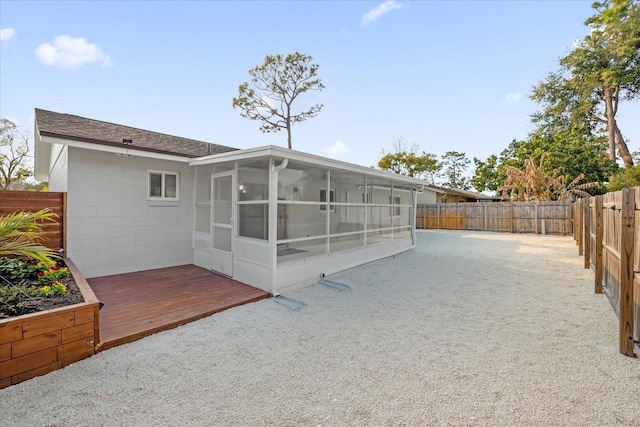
1, 0, 638, 178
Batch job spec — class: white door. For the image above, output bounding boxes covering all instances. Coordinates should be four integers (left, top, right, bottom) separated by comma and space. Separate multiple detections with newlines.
211, 171, 233, 276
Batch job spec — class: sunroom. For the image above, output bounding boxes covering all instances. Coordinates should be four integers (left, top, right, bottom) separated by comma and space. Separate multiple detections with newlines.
189, 145, 428, 295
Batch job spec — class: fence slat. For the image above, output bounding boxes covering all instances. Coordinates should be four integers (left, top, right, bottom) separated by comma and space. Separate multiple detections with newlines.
0, 190, 66, 251
619, 189, 635, 356
417, 201, 572, 235
595, 196, 604, 294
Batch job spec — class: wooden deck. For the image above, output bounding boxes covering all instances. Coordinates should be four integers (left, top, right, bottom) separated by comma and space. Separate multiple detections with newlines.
87, 265, 270, 351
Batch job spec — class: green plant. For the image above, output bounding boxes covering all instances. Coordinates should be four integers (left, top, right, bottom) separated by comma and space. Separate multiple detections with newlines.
35, 261, 69, 286
607, 165, 640, 191
0, 257, 31, 281
0, 281, 39, 304
39, 281, 67, 297
0, 209, 60, 264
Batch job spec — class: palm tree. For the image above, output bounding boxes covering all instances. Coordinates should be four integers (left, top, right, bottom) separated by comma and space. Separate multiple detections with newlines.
498, 153, 598, 201
0, 209, 60, 264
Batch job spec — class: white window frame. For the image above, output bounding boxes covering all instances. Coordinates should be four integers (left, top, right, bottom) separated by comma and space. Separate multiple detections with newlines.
148, 170, 180, 201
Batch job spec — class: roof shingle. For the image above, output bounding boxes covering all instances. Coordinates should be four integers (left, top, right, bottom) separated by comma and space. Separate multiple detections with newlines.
35, 108, 237, 158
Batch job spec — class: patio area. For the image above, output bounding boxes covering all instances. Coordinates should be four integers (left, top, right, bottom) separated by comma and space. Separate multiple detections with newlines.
1, 231, 638, 426
87, 265, 270, 351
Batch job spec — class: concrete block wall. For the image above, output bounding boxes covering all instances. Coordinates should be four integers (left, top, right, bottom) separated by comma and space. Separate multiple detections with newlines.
63, 148, 195, 278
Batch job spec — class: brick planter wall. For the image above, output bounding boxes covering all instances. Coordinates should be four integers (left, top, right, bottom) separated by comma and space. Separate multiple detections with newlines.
0, 259, 99, 388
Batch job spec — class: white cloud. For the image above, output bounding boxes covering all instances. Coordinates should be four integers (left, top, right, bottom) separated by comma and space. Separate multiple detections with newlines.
505, 92, 523, 104
361, 1, 403, 28
35, 35, 111, 69
0, 28, 16, 41
326, 140, 351, 155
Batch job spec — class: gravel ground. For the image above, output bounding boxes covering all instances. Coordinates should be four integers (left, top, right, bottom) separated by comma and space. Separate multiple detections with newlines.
1, 230, 639, 426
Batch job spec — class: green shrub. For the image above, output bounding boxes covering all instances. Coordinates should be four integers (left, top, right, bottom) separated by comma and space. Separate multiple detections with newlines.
0, 257, 31, 280
0, 281, 39, 304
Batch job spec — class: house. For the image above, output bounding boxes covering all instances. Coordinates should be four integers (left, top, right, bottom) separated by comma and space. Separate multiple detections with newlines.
34, 108, 435, 295
423, 185, 497, 203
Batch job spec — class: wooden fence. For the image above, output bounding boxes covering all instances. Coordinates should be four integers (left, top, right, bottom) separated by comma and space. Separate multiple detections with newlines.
0, 190, 66, 251
417, 201, 572, 235
574, 188, 639, 357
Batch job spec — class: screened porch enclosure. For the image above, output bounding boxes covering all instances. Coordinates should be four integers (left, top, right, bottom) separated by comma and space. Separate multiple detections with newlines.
275, 161, 415, 263
190, 146, 423, 294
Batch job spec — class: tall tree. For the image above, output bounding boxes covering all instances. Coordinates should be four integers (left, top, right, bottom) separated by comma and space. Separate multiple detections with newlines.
472, 130, 616, 195
232, 52, 324, 149
0, 118, 32, 190
471, 154, 503, 193
439, 151, 471, 190
377, 137, 440, 183
531, 0, 640, 167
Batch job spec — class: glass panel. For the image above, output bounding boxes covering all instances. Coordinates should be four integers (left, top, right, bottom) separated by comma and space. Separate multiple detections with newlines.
238, 159, 269, 201
213, 226, 232, 251
277, 204, 287, 240
319, 189, 335, 212
239, 183, 267, 201
277, 237, 326, 263
238, 204, 268, 240
330, 234, 364, 253
367, 229, 393, 245
393, 228, 412, 240
368, 206, 392, 230
278, 162, 327, 201
195, 166, 211, 203
149, 173, 162, 197
394, 206, 412, 227
395, 187, 413, 204
369, 179, 392, 204
213, 162, 235, 173
330, 206, 364, 235
195, 204, 210, 232
194, 167, 211, 233
390, 196, 401, 216
279, 204, 326, 239
330, 170, 365, 204
164, 174, 177, 198
213, 175, 232, 224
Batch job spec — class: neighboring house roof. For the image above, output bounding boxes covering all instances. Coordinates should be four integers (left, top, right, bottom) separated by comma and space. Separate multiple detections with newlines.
35, 108, 237, 158
423, 184, 497, 202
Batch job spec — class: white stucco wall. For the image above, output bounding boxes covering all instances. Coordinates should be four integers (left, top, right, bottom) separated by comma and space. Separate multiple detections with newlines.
64, 147, 194, 278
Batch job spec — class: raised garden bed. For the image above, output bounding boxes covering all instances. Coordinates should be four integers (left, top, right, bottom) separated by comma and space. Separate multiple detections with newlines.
0, 259, 99, 388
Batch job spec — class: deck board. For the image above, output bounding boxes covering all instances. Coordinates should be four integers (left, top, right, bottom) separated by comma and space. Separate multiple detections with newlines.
87, 265, 270, 351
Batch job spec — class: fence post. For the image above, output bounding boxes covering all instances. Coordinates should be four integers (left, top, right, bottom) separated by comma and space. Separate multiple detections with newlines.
594, 196, 603, 294
571, 200, 580, 245
483, 204, 487, 231
462, 203, 467, 231
584, 197, 590, 269
62, 192, 68, 252
423, 206, 427, 230
578, 200, 584, 255
437, 205, 441, 230
619, 189, 635, 356
509, 202, 514, 233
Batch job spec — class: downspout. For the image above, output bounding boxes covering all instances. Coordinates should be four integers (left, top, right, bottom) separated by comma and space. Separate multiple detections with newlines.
269, 157, 289, 296
412, 185, 422, 245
